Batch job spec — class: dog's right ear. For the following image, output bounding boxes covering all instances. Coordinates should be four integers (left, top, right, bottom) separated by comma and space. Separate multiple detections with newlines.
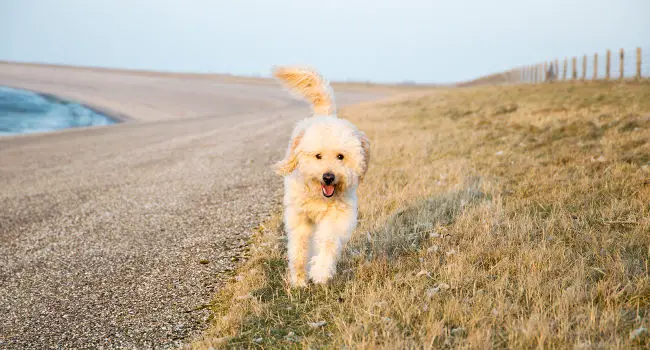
274, 130, 304, 176
357, 130, 371, 181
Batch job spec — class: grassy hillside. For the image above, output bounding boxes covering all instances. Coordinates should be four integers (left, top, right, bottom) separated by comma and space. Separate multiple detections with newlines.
192, 82, 650, 349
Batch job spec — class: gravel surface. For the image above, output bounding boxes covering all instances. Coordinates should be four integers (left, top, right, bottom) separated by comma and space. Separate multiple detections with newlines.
0, 63, 380, 349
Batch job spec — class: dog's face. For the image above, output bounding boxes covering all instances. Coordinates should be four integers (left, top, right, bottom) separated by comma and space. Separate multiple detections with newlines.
276, 117, 370, 199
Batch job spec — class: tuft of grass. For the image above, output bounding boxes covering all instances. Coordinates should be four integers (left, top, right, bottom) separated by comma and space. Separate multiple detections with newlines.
190, 81, 650, 349
493, 104, 519, 116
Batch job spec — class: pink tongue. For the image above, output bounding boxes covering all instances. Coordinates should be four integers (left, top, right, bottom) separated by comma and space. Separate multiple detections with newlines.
322, 184, 335, 197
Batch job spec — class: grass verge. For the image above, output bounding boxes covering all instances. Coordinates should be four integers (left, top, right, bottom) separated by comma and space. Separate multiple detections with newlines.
191, 81, 650, 349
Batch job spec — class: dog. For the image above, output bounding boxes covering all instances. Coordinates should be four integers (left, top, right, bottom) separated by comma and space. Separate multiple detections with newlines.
273, 66, 370, 286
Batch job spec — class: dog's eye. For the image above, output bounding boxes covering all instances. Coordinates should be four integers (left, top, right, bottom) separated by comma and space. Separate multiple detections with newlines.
315, 154, 322, 160
337, 154, 344, 160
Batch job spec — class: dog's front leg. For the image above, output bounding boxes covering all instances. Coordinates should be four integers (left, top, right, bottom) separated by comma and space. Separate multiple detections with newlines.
285, 209, 313, 287
309, 211, 356, 284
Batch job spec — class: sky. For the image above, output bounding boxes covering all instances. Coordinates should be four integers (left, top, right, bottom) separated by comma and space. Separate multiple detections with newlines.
0, 0, 648, 84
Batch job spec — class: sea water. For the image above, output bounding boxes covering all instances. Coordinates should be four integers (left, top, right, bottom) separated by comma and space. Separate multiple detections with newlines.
0, 86, 117, 136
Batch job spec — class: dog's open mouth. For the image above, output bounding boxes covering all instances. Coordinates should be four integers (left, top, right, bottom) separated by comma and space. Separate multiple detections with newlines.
322, 184, 335, 197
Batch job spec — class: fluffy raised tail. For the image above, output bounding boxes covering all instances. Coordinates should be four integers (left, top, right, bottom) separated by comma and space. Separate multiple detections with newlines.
272, 66, 336, 116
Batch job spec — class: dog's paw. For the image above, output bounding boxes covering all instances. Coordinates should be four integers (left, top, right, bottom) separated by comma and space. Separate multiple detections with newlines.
289, 272, 308, 287
309, 263, 334, 284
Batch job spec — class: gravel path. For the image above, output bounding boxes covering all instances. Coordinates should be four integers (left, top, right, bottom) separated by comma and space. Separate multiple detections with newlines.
0, 63, 381, 349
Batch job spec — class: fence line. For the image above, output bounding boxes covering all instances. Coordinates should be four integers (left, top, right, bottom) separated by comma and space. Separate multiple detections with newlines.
460, 47, 649, 86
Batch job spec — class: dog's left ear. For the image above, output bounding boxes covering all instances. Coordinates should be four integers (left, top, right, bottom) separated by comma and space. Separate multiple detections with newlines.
274, 130, 304, 176
357, 130, 371, 181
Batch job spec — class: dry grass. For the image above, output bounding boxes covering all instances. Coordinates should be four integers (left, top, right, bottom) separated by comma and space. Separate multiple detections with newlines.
190, 81, 650, 349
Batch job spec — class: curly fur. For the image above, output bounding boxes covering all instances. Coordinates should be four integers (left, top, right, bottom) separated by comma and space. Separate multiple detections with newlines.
273, 66, 370, 285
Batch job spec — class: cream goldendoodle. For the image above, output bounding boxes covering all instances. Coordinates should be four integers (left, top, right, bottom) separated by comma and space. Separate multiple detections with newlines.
273, 66, 370, 286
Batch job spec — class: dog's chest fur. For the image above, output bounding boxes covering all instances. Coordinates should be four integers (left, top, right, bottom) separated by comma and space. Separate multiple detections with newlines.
300, 196, 352, 223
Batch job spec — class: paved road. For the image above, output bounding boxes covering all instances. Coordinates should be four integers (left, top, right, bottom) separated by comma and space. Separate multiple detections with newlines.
0, 64, 381, 349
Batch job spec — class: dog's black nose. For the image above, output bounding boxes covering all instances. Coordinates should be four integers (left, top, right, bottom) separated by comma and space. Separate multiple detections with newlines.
322, 173, 335, 185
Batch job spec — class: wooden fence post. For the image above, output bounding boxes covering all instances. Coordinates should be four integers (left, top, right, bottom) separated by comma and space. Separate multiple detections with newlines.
531, 65, 534, 83
544, 61, 548, 82
521, 67, 525, 83
523, 66, 527, 83
532, 65, 536, 83
619, 48, 624, 80
555, 59, 559, 81
606, 49, 611, 80
532, 65, 536, 84
593, 53, 598, 80
637, 47, 642, 79
582, 54, 587, 81
572, 57, 577, 80
563, 58, 568, 80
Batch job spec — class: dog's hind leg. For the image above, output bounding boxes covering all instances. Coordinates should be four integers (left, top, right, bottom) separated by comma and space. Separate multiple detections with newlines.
285, 209, 313, 287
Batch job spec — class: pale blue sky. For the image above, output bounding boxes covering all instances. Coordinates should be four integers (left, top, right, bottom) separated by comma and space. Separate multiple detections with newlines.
0, 0, 647, 83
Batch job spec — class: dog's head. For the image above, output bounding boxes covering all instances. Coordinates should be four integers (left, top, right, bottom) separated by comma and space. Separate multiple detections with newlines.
272, 65, 370, 198
275, 117, 370, 198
